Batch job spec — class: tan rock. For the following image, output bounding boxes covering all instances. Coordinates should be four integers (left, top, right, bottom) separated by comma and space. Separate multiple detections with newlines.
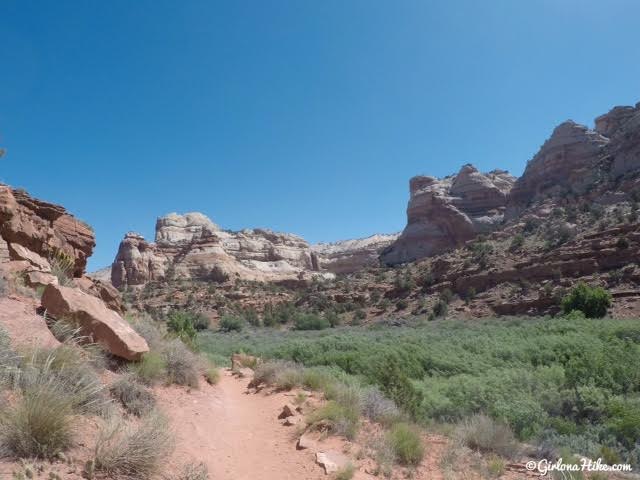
297, 433, 319, 450
316, 451, 350, 474
25, 270, 59, 288
0, 297, 59, 350
8, 243, 51, 272
41, 284, 148, 360
311, 234, 399, 274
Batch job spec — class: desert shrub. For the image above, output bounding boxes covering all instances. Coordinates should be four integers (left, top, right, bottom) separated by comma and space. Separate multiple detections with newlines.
308, 400, 359, 439
387, 422, 424, 466
163, 340, 200, 388
393, 271, 415, 294
605, 397, 640, 448
325, 310, 341, 327
18, 346, 107, 414
49, 251, 75, 287
293, 312, 330, 330
353, 309, 367, 321
110, 376, 156, 416
616, 236, 630, 249
456, 414, 518, 458
0, 379, 74, 458
470, 240, 493, 268
219, 315, 244, 332
510, 233, 525, 251
132, 351, 167, 385
360, 387, 401, 425
335, 463, 355, 480
131, 315, 166, 350
561, 283, 611, 318
431, 299, 448, 319
167, 310, 199, 342
0, 326, 19, 387
94, 412, 174, 478
204, 366, 220, 385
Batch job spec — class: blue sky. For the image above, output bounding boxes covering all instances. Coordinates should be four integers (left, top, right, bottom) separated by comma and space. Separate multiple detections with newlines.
1, 0, 639, 271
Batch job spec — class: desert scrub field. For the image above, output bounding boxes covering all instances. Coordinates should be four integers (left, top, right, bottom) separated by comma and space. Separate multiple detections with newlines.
199, 315, 640, 467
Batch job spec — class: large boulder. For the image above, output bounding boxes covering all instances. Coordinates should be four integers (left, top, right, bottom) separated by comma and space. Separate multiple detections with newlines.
41, 284, 148, 360
381, 165, 515, 264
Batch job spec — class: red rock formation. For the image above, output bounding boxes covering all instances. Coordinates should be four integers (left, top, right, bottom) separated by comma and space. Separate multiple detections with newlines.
0, 184, 95, 276
381, 165, 515, 264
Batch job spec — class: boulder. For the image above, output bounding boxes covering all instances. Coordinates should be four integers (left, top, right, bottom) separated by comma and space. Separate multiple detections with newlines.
316, 451, 350, 475
41, 284, 148, 360
0, 297, 60, 350
8, 243, 51, 272
74, 276, 124, 314
297, 433, 319, 450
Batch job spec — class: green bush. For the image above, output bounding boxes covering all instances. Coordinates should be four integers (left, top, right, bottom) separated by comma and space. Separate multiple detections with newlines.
293, 313, 330, 330
387, 422, 424, 466
133, 351, 167, 385
163, 340, 200, 388
307, 401, 359, 439
561, 283, 611, 318
167, 310, 199, 342
219, 315, 244, 332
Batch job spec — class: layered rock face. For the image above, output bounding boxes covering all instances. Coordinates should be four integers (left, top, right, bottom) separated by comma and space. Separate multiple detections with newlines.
0, 185, 95, 275
596, 103, 640, 177
311, 233, 399, 274
381, 166, 515, 264
506, 121, 609, 219
112, 212, 321, 288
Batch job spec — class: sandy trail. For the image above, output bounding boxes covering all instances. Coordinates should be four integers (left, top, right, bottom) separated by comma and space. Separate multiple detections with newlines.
158, 371, 327, 480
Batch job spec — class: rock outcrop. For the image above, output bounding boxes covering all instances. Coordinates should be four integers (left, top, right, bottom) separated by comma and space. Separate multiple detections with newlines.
0, 185, 95, 276
311, 233, 399, 274
41, 284, 148, 360
112, 212, 322, 288
506, 122, 609, 219
597, 103, 640, 177
381, 166, 515, 264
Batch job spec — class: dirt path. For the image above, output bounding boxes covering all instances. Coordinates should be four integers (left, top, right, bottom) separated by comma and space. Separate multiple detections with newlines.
157, 371, 327, 480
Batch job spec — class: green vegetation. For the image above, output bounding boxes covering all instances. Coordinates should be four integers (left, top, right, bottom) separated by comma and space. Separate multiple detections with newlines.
334, 463, 355, 480
219, 315, 244, 332
562, 283, 612, 318
386, 422, 425, 466
167, 309, 210, 342
49, 251, 76, 287
199, 316, 640, 465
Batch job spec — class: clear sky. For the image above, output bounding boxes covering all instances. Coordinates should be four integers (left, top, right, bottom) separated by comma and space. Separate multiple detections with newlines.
1, 1, 639, 271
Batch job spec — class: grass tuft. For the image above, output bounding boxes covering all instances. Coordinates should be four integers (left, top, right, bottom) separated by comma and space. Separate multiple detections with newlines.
387, 422, 424, 466
456, 414, 519, 459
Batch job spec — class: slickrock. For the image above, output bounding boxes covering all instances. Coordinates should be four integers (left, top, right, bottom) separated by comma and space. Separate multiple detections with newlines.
315, 451, 350, 475
41, 284, 148, 360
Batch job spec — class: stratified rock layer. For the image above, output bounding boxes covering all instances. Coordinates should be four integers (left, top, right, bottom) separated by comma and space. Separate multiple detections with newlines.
0, 185, 95, 275
381, 166, 515, 264
311, 234, 399, 274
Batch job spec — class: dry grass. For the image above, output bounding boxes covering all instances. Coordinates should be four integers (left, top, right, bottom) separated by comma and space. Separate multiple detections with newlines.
455, 414, 519, 459
0, 377, 74, 458
163, 340, 200, 388
387, 422, 424, 466
110, 376, 156, 417
164, 462, 209, 480
94, 412, 174, 478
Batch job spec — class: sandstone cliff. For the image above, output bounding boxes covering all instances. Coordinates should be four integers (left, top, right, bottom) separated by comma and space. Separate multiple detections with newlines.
311, 233, 399, 274
111, 212, 322, 288
381, 166, 515, 264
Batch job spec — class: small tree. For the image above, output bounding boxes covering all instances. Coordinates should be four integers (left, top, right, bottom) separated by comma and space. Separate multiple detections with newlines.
561, 283, 611, 318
